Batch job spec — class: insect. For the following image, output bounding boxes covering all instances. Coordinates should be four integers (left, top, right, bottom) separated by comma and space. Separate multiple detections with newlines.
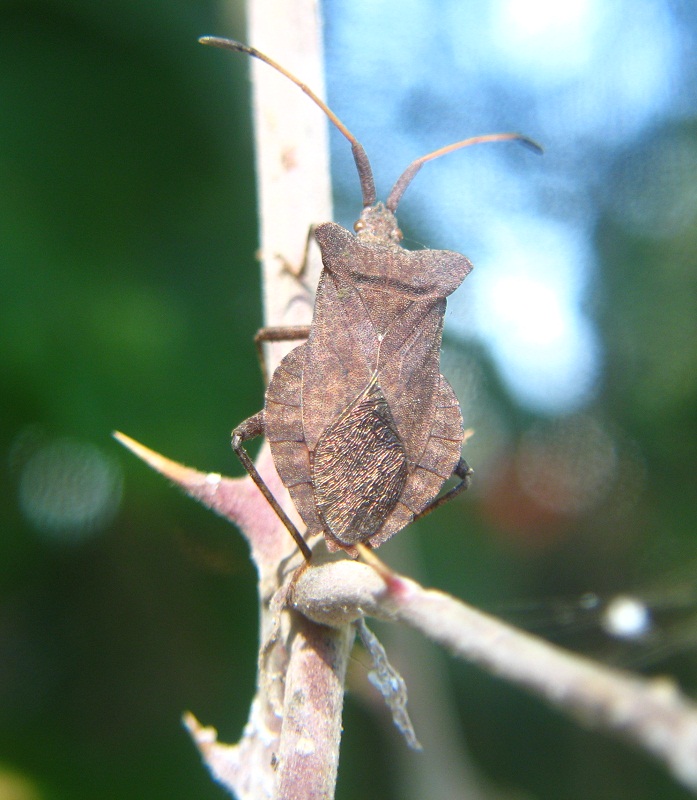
200, 37, 541, 561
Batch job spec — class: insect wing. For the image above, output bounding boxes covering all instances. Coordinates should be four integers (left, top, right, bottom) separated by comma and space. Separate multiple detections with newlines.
265, 344, 325, 539
312, 375, 409, 545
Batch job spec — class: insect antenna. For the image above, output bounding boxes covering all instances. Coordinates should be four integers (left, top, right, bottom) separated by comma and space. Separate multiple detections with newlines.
199, 37, 377, 207
386, 132, 543, 212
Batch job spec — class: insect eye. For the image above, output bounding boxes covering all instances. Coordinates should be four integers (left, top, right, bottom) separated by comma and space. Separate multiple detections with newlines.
354, 219, 365, 232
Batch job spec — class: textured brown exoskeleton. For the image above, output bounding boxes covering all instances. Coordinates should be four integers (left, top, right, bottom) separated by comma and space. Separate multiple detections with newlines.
200, 37, 541, 561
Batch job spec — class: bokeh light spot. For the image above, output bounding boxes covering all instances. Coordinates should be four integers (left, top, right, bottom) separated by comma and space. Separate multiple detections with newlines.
493, 0, 600, 81
516, 414, 617, 516
601, 595, 653, 641
16, 435, 123, 541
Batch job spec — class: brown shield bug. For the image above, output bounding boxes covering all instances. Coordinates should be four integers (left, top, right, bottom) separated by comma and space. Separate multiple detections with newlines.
200, 37, 541, 560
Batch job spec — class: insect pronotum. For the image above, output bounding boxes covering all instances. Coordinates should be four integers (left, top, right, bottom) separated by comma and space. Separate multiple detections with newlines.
200, 37, 542, 561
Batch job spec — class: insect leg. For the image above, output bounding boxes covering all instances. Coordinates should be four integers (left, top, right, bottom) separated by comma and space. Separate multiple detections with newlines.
275, 223, 316, 280
232, 411, 312, 561
254, 325, 311, 384
412, 458, 473, 525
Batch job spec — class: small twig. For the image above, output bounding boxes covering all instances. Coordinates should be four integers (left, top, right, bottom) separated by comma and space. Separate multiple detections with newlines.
167, 1, 345, 797
119, 419, 697, 797
246, 0, 330, 368
291, 558, 697, 794
276, 615, 354, 800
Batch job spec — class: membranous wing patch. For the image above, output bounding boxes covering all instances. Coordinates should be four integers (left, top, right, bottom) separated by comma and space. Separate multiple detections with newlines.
312, 375, 408, 546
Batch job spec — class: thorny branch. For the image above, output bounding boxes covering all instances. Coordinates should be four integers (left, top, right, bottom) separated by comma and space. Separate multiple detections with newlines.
294, 557, 697, 794
113, 428, 697, 797
115, 0, 697, 798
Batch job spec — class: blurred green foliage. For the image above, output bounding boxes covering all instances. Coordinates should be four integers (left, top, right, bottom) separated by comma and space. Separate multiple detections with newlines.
1, 2, 259, 798
1, 2, 697, 800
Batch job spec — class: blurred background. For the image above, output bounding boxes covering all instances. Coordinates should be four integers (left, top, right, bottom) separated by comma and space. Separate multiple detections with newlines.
2, 0, 696, 798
